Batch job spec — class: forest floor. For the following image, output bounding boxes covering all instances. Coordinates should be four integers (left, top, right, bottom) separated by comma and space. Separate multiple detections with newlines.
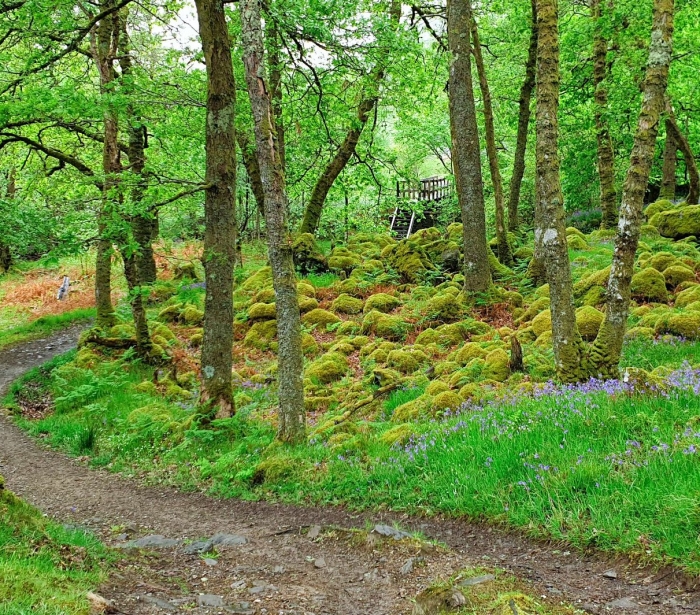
1, 330, 700, 614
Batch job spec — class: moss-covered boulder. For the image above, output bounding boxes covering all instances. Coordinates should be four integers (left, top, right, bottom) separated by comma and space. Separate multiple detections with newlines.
676, 285, 700, 308
424, 289, 461, 323
306, 351, 349, 384
644, 199, 676, 220
483, 349, 510, 382
243, 320, 277, 350
488, 247, 513, 280
582, 285, 606, 307
251, 288, 276, 304
364, 293, 401, 313
575, 305, 604, 341
531, 310, 552, 337
655, 313, 700, 339
248, 302, 277, 320
181, 305, 204, 326
452, 342, 488, 366
625, 326, 655, 340
663, 265, 695, 288
157, 302, 183, 322
328, 246, 361, 273
173, 260, 200, 281
382, 239, 436, 283
298, 296, 319, 313
430, 391, 462, 414
631, 268, 668, 302
567, 234, 589, 250
386, 349, 420, 374
372, 367, 402, 386
241, 266, 273, 292
649, 205, 700, 239
574, 266, 611, 296
380, 424, 416, 447
292, 233, 328, 274
331, 293, 364, 314
302, 308, 341, 328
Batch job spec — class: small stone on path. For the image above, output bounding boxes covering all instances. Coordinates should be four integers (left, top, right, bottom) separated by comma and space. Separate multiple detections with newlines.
314, 557, 326, 569
308, 524, 321, 539
119, 535, 181, 549
196, 594, 225, 607
203, 558, 217, 566
458, 574, 496, 587
602, 569, 618, 579
139, 595, 176, 611
373, 524, 412, 540
210, 532, 247, 547
606, 597, 637, 610
183, 540, 212, 554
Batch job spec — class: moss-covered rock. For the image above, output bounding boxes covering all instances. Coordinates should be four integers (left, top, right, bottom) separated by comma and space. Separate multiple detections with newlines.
382, 239, 436, 283
430, 390, 462, 414
426, 380, 450, 396
157, 302, 183, 322
517, 297, 550, 323
655, 313, 700, 339
380, 424, 416, 447
631, 268, 668, 303
663, 264, 695, 288
302, 308, 341, 328
292, 233, 328, 274
248, 302, 277, 320
306, 351, 349, 384
488, 246, 513, 280
251, 288, 276, 304
189, 331, 203, 347
534, 330, 553, 349
649, 205, 700, 239
364, 292, 401, 313
574, 266, 611, 296
567, 234, 589, 250
452, 342, 488, 366
243, 320, 277, 349
328, 247, 361, 273
676, 285, 700, 308
644, 199, 676, 220
625, 326, 655, 340
173, 261, 200, 281
337, 321, 361, 335
575, 305, 604, 341
582, 285, 606, 307
298, 296, 319, 313
424, 289, 461, 323
241, 266, 273, 291
483, 348, 510, 382
181, 305, 204, 326
531, 310, 552, 337
301, 333, 319, 355
372, 367, 402, 386
386, 350, 420, 374
151, 323, 176, 342
331, 293, 364, 314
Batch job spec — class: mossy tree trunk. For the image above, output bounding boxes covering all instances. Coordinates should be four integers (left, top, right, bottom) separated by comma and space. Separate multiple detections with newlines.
592, 0, 618, 229
194, 0, 237, 418
299, 0, 401, 236
267, 17, 286, 175
237, 129, 266, 216
447, 0, 492, 293
659, 124, 677, 200
588, 0, 674, 377
92, 0, 120, 329
471, 18, 513, 267
665, 97, 699, 205
118, 9, 152, 359
535, 0, 585, 382
0, 167, 15, 273
507, 0, 537, 233
241, 0, 305, 443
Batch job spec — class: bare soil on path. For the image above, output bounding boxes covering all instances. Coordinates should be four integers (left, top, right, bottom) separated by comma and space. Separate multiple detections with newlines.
1, 329, 699, 614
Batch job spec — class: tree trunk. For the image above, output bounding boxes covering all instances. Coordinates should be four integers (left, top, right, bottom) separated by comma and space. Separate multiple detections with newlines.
659, 123, 677, 200
507, 0, 537, 232
237, 129, 266, 215
241, 0, 305, 444
588, 0, 674, 377
447, 0, 492, 293
194, 0, 237, 418
267, 18, 286, 174
665, 98, 699, 204
535, 0, 585, 382
0, 168, 15, 273
92, 1, 120, 329
118, 9, 152, 358
471, 19, 513, 267
592, 0, 618, 229
298, 0, 401, 236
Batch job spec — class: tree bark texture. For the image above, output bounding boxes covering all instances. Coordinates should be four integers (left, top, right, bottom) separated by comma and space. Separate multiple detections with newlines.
237, 129, 266, 216
507, 0, 538, 232
266, 18, 286, 174
665, 98, 699, 205
241, 0, 305, 443
92, 0, 120, 328
447, 0, 492, 293
535, 0, 585, 382
194, 0, 237, 418
471, 19, 513, 267
588, 0, 674, 377
659, 123, 677, 200
298, 0, 401, 235
592, 0, 618, 229
0, 167, 15, 272
118, 9, 152, 358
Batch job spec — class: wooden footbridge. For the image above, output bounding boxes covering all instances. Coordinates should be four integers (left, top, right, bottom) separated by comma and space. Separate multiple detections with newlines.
389, 176, 454, 238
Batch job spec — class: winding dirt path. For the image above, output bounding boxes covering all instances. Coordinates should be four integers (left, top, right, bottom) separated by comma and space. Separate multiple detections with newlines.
1, 330, 699, 614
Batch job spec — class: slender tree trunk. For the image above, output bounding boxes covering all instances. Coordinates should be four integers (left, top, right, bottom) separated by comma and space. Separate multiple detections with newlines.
241, 0, 305, 443
507, 0, 537, 232
447, 0, 492, 293
592, 0, 618, 229
588, 0, 674, 377
535, 0, 585, 382
118, 9, 152, 358
659, 123, 677, 200
0, 167, 15, 273
237, 130, 265, 215
194, 0, 237, 418
471, 19, 513, 267
267, 19, 286, 174
299, 0, 401, 235
92, 1, 120, 329
665, 97, 699, 204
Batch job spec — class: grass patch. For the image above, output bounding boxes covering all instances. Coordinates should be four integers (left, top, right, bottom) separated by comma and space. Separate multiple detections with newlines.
0, 308, 95, 350
305, 272, 340, 288
0, 480, 108, 615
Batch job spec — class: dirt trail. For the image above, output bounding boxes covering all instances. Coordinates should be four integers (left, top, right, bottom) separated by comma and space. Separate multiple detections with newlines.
1, 331, 699, 614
